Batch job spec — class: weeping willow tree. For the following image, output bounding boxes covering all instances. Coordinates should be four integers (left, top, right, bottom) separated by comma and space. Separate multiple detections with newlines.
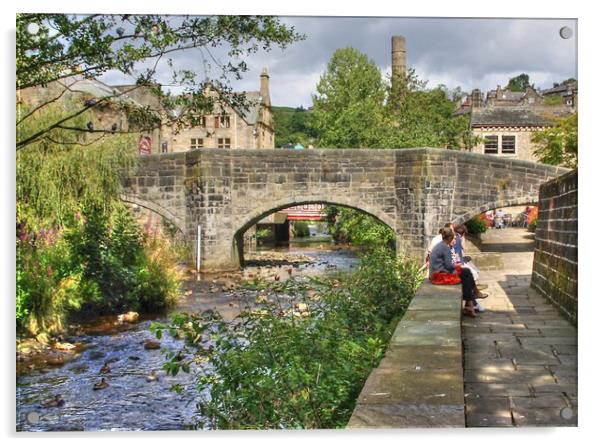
15, 100, 154, 336
17, 99, 137, 230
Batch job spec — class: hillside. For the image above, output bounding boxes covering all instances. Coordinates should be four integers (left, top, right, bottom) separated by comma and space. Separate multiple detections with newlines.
271, 106, 317, 148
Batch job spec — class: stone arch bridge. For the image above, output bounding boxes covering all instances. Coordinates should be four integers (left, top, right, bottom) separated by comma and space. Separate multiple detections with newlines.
120, 148, 568, 272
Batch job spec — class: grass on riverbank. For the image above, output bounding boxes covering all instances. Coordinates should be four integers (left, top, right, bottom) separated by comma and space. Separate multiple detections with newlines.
152, 247, 422, 429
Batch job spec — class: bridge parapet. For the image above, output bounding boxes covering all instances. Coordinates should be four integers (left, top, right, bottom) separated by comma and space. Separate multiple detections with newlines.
348, 280, 465, 428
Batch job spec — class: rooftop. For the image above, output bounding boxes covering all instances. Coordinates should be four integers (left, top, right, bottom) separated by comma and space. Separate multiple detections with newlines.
471, 106, 571, 127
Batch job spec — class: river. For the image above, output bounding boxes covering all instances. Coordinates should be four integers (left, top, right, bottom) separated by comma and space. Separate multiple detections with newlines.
16, 241, 358, 431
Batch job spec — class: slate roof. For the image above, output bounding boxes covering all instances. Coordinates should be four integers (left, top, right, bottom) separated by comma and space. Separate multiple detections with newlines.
471, 107, 569, 127
232, 91, 262, 125
58, 77, 144, 107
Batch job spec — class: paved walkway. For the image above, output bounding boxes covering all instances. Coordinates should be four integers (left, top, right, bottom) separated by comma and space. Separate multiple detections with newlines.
463, 228, 577, 427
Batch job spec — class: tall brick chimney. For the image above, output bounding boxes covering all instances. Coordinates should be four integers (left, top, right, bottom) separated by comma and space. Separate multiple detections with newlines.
391, 35, 406, 107
260, 67, 271, 107
391, 35, 406, 83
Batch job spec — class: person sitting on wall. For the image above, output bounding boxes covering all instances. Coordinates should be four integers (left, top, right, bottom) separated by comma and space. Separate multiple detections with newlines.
453, 224, 486, 313
429, 227, 488, 317
426, 222, 454, 264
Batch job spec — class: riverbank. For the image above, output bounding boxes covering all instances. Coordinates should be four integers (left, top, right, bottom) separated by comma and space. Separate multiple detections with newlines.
16, 246, 363, 431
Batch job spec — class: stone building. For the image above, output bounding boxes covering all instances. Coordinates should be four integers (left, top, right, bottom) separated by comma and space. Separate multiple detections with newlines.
540, 81, 578, 108
17, 76, 148, 143
18, 68, 275, 154
470, 106, 572, 162
127, 67, 275, 153
457, 84, 574, 162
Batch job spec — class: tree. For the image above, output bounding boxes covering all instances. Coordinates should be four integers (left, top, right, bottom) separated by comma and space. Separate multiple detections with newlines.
310, 48, 475, 247
532, 113, 577, 168
506, 73, 533, 92
16, 14, 303, 149
311, 47, 387, 148
384, 72, 474, 149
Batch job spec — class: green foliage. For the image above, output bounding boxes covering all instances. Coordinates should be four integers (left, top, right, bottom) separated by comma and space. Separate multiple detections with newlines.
16, 229, 84, 334
543, 95, 564, 106
17, 100, 137, 228
311, 47, 388, 148
528, 218, 538, 233
16, 100, 180, 335
506, 73, 532, 92
17, 14, 303, 149
153, 249, 422, 429
532, 113, 578, 168
465, 214, 489, 234
326, 206, 395, 252
272, 106, 316, 148
292, 221, 310, 238
309, 48, 473, 151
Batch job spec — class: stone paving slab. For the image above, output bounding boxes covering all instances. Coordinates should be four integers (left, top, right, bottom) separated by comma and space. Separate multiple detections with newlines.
378, 345, 461, 371
512, 407, 577, 426
462, 228, 578, 427
391, 320, 461, 347
358, 367, 464, 405
348, 403, 465, 429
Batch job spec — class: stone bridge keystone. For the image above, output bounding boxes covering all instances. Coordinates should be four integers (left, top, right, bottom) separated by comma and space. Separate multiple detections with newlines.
121, 148, 568, 272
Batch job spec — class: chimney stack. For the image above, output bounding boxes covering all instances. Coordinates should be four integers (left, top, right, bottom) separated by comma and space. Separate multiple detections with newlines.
391, 35, 406, 82
260, 67, 271, 107
471, 89, 482, 108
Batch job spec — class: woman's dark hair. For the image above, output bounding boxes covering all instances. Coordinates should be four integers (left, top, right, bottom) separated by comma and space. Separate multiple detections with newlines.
441, 227, 455, 243
455, 224, 467, 236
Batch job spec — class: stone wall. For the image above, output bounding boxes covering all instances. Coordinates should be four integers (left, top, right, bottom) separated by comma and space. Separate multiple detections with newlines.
531, 170, 578, 325
121, 148, 568, 272
348, 280, 464, 428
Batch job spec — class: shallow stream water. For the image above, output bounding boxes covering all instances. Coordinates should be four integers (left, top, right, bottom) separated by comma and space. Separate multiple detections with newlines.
16, 242, 358, 431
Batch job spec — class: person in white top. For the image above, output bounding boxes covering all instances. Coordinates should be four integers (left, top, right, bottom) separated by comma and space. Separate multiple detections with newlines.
426, 223, 454, 263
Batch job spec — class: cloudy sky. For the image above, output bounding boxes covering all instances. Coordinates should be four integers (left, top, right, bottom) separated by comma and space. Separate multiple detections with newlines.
98, 16, 575, 108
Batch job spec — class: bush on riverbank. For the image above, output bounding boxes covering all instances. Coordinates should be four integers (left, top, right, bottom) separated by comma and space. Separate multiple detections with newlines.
17, 203, 181, 335
16, 101, 181, 337
292, 220, 310, 237
153, 247, 422, 429
326, 206, 396, 252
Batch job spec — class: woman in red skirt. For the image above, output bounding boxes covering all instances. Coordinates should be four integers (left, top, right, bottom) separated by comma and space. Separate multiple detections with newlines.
429, 227, 487, 316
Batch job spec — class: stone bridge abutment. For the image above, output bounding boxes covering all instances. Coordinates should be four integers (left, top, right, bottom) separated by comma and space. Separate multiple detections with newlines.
121, 148, 568, 272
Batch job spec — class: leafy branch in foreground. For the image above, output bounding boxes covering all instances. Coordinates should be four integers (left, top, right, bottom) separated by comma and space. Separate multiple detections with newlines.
152, 249, 422, 429
17, 14, 304, 148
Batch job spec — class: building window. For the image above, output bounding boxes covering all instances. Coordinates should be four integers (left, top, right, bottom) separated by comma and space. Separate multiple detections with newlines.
214, 115, 230, 128
190, 138, 204, 149
501, 135, 516, 154
161, 141, 168, 153
218, 138, 231, 149
484, 135, 498, 154
199, 116, 206, 127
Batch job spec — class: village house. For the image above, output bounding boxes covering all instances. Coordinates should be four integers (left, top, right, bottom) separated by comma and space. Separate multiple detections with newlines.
18, 68, 275, 153
135, 67, 275, 152
456, 85, 575, 162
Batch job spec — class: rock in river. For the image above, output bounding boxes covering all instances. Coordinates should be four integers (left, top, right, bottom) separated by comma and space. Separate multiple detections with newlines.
143, 340, 161, 350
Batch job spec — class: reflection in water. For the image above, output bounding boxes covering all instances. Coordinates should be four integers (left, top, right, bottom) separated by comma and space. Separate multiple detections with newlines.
16, 244, 358, 431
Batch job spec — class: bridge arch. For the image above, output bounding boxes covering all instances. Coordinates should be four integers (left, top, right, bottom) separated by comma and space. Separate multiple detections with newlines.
232, 196, 399, 267
453, 197, 538, 226
120, 193, 186, 236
